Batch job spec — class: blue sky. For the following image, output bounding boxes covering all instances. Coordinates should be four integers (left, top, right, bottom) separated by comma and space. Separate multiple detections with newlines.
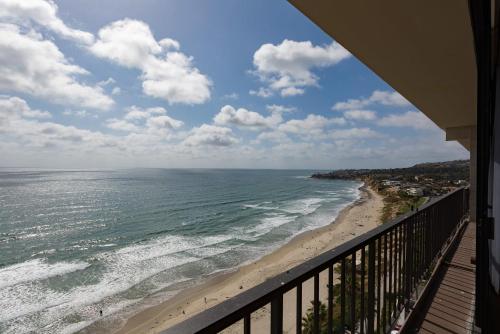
0, 0, 468, 169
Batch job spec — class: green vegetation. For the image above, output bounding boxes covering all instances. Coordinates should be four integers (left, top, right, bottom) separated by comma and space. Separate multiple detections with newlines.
312, 159, 468, 224
301, 260, 363, 333
380, 190, 428, 223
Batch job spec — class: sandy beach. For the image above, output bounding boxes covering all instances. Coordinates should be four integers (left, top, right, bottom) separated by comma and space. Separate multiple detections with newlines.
111, 184, 384, 334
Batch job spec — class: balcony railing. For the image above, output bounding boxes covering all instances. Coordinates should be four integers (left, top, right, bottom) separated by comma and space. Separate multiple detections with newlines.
163, 187, 469, 334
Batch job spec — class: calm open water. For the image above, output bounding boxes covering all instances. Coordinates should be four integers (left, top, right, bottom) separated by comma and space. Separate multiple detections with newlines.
0, 169, 361, 333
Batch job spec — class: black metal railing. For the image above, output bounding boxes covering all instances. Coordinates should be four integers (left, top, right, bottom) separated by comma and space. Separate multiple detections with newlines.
163, 187, 469, 334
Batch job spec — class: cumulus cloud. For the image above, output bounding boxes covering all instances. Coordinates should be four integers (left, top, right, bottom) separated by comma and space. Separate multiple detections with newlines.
266, 104, 297, 114
183, 124, 238, 146
377, 111, 437, 130
106, 118, 141, 132
146, 115, 183, 130
343, 109, 377, 121
62, 110, 95, 118
332, 90, 411, 111
279, 114, 346, 136
107, 106, 183, 134
252, 39, 350, 97
331, 127, 381, 139
0, 0, 94, 44
214, 105, 282, 130
0, 95, 117, 150
123, 106, 166, 120
249, 87, 273, 98
89, 19, 211, 105
255, 131, 291, 144
0, 24, 114, 110
0, 95, 51, 120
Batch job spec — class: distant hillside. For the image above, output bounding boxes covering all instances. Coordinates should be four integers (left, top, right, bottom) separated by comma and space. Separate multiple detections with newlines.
312, 160, 470, 223
311, 160, 469, 182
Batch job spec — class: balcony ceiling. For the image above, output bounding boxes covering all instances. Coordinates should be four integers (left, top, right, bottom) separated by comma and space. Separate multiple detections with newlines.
289, 0, 477, 150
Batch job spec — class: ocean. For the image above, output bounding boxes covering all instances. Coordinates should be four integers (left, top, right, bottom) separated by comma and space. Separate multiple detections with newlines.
0, 169, 361, 333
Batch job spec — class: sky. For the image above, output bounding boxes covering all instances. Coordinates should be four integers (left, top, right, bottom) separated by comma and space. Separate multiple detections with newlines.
0, 0, 469, 169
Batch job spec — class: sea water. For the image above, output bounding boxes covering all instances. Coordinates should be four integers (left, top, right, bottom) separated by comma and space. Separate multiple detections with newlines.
0, 169, 361, 333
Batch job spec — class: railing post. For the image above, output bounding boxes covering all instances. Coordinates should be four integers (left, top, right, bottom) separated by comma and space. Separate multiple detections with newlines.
270, 294, 283, 334
404, 219, 413, 314
367, 241, 376, 334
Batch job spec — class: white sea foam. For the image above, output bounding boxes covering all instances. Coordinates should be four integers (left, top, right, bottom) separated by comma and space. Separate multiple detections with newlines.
0, 259, 89, 289
282, 197, 325, 215
0, 233, 236, 333
248, 214, 298, 237
243, 203, 278, 210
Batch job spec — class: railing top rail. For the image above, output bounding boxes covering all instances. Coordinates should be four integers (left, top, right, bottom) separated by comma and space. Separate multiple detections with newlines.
162, 186, 468, 334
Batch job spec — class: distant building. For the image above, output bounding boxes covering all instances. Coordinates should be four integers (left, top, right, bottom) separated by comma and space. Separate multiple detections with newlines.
406, 187, 424, 197
382, 180, 401, 186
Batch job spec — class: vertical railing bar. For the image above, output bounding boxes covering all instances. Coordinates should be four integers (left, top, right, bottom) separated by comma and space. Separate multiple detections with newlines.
416, 215, 420, 286
360, 247, 366, 334
388, 228, 393, 323
341, 258, 346, 332
405, 218, 412, 314
351, 252, 356, 332
367, 241, 376, 334
412, 216, 416, 295
377, 238, 381, 334
314, 273, 320, 334
296, 283, 302, 334
244, 314, 251, 334
419, 214, 424, 278
393, 227, 398, 316
270, 294, 283, 334
383, 234, 387, 332
328, 266, 333, 334
398, 224, 403, 311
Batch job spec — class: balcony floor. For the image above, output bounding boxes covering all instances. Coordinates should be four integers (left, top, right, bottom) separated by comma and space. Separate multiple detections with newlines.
409, 222, 476, 333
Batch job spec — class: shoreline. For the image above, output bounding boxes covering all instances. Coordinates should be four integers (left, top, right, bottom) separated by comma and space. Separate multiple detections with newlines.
95, 183, 384, 334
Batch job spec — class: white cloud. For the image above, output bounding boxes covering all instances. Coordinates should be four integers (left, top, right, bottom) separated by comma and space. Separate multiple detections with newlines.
331, 127, 381, 139
111, 87, 121, 95
370, 90, 411, 107
252, 39, 350, 97
280, 87, 305, 97
343, 109, 377, 121
107, 106, 183, 134
214, 105, 282, 130
249, 87, 273, 98
90, 19, 161, 68
279, 114, 345, 136
0, 96, 118, 151
255, 131, 291, 144
0, 0, 94, 44
377, 111, 437, 130
266, 104, 297, 114
221, 93, 238, 100
62, 110, 95, 118
183, 124, 238, 146
146, 115, 183, 130
332, 90, 411, 111
106, 118, 141, 132
0, 95, 51, 120
89, 19, 211, 105
0, 24, 114, 110
124, 106, 166, 121
97, 77, 116, 86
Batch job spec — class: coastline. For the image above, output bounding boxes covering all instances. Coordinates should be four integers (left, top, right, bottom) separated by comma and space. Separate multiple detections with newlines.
101, 183, 384, 334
